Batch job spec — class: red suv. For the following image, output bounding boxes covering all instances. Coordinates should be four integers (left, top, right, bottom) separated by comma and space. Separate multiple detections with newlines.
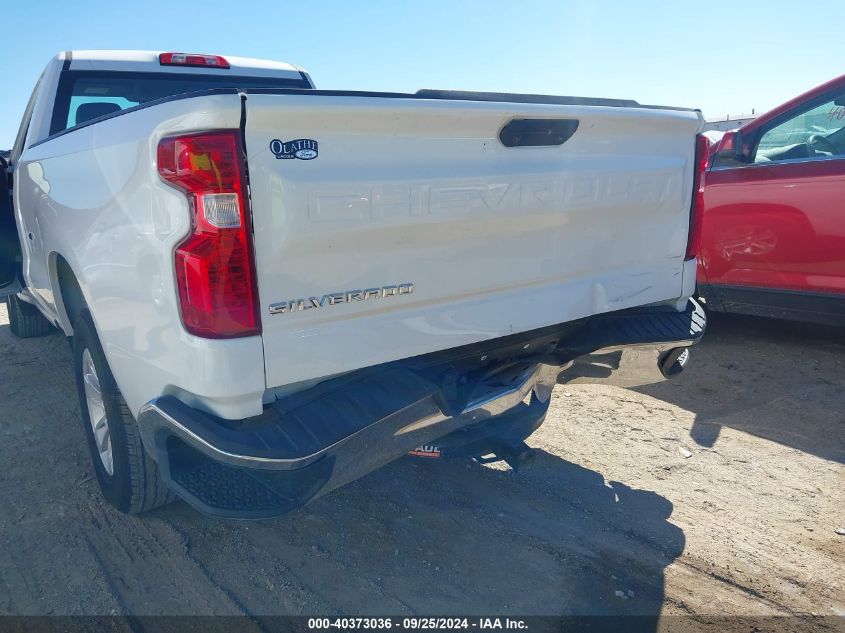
697, 75, 845, 325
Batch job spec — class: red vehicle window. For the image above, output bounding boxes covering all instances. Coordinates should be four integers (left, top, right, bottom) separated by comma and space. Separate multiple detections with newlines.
752, 94, 845, 164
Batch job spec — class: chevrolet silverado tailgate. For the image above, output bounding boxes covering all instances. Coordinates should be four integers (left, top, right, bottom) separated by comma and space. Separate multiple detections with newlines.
242, 91, 703, 389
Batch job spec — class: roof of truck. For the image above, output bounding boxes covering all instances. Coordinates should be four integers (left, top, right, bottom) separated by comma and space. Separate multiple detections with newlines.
62, 50, 308, 81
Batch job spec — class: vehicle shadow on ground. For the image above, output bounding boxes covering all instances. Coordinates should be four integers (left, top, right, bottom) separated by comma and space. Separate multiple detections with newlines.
0, 315, 682, 622
156, 452, 684, 622
633, 312, 845, 463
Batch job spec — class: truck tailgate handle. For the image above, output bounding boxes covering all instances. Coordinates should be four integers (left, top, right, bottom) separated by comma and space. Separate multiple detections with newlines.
498, 118, 579, 147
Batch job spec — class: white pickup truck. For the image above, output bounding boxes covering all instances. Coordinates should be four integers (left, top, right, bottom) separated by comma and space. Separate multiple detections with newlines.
1, 51, 707, 518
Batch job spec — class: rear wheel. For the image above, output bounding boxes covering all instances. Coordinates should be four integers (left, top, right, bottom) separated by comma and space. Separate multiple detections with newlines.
72, 310, 174, 513
5, 294, 54, 338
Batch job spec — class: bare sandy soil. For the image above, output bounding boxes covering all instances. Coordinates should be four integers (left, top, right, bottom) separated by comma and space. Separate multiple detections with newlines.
0, 304, 842, 631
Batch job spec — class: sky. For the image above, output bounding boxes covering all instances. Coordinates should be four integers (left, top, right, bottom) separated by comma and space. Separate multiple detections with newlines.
3, 0, 845, 147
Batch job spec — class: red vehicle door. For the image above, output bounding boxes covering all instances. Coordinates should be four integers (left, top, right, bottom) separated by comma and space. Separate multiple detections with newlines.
699, 83, 845, 323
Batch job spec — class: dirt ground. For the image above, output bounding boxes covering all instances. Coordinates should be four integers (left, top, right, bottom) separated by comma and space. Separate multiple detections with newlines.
0, 304, 842, 630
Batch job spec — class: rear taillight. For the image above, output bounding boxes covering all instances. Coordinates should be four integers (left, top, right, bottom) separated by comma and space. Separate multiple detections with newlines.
157, 131, 260, 339
686, 133, 710, 261
159, 52, 230, 69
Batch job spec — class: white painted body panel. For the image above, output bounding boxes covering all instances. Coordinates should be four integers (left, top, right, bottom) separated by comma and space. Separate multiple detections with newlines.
243, 95, 703, 390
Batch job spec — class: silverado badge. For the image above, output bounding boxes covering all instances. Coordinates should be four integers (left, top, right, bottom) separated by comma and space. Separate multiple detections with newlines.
269, 283, 414, 315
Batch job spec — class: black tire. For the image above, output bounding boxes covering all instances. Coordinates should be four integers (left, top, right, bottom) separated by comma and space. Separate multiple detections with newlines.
5, 294, 54, 338
72, 310, 174, 513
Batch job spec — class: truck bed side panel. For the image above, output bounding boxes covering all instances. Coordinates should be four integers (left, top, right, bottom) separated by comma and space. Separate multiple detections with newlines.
15, 94, 267, 419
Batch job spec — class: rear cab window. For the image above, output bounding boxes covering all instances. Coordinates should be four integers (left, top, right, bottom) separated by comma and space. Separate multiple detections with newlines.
50, 71, 312, 136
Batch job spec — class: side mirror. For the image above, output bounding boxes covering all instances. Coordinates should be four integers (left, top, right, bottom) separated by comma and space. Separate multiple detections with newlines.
710, 130, 748, 168
731, 131, 745, 159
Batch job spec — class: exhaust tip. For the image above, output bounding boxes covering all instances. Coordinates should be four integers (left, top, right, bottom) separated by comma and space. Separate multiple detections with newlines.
659, 347, 690, 379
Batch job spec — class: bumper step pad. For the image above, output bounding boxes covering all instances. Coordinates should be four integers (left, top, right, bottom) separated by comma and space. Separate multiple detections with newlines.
139, 300, 705, 518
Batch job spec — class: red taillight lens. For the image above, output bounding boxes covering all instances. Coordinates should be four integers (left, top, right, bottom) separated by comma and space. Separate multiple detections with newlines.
685, 133, 710, 260
157, 131, 260, 338
159, 52, 230, 69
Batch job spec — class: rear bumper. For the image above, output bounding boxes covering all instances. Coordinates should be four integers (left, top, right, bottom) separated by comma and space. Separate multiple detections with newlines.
138, 299, 705, 518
